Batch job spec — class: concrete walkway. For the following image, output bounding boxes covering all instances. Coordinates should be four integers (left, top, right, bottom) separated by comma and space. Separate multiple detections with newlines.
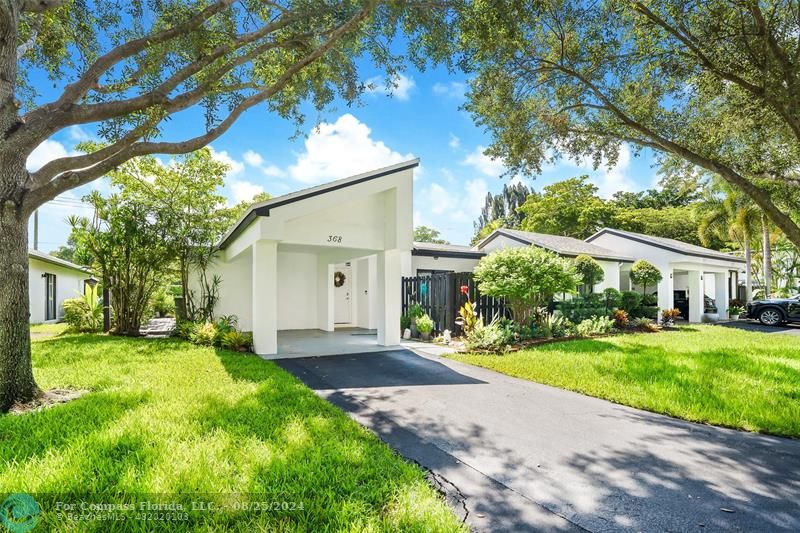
277, 349, 800, 532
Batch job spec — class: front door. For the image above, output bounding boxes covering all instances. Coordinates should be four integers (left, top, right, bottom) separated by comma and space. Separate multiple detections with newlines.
334, 264, 352, 324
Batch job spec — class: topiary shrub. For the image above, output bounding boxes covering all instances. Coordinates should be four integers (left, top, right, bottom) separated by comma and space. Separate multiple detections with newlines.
603, 288, 621, 311
630, 260, 663, 295
574, 255, 605, 295
620, 290, 642, 312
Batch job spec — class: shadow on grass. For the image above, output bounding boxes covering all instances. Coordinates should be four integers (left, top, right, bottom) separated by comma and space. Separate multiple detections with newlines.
0, 391, 148, 465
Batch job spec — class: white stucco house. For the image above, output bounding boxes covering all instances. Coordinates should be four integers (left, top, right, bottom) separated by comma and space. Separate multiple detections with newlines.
202, 159, 746, 356
28, 250, 90, 323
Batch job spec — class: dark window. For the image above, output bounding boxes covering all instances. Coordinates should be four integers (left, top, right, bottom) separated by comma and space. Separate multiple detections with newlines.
45, 273, 57, 321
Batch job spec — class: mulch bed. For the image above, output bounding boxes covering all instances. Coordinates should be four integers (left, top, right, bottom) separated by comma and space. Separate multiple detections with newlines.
9, 389, 89, 415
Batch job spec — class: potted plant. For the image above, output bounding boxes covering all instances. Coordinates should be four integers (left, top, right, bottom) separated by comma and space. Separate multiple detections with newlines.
408, 303, 424, 337
416, 313, 434, 341
727, 305, 746, 320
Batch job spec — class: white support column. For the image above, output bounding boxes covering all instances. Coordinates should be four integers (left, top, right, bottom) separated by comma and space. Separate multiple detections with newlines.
687, 270, 704, 323
657, 266, 674, 315
376, 250, 402, 346
252, 240, 278, 355
317, 255, 334, 332
715, 271, 729, 318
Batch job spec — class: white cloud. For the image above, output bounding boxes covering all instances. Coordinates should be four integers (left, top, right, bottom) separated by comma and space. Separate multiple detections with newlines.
365, 73, 416, 101
230, 180, 264, 203
27, 139, 73, 172
432, 81, 466, 100
242, 149, 286, 178
209, 146, 245, 176
428, 183, 452, 215
462, 145, 506, 177
448, 133, 460, 150
67, 125, 92, 142
243, 150, 264, 167
288, 114, 415, 184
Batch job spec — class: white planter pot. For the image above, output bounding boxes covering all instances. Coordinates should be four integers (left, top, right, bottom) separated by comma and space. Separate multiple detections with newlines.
701, 313, 720, 323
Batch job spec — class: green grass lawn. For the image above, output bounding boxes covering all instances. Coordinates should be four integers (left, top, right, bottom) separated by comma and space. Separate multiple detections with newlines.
1, 334, 463, 532
449, 325, 800, 438
29, 322, 69, 336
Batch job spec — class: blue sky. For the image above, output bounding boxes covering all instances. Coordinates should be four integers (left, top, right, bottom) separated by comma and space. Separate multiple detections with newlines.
27, 62, 659, 252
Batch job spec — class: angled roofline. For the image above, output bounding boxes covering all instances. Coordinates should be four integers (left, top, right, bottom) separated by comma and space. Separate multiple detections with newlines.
475, 229, 530, 250
586, 228, 747, 264
218, 159, 420, 250
411, 242, 486, 260
28, 250, 90, 274
476, 228, 635, 263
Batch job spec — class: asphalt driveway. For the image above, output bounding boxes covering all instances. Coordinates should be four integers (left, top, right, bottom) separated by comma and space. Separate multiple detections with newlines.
277, 350, 800, 532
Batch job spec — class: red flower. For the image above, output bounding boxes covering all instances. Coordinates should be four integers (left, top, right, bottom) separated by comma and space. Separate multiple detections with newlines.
460, 285, 469, 296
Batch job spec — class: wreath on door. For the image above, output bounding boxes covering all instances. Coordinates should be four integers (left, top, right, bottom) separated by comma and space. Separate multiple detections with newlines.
333, 271, 346, 288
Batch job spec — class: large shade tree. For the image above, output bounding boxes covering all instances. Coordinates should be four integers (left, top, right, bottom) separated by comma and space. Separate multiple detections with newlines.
0, 0, 449, 410
458, 0, 800, 249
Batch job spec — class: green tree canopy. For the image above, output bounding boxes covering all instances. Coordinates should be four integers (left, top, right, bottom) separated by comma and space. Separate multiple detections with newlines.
457, 0, 800, 249
518, 176, 614, 239
473, 246, 580, 322
414, 226, 449, 244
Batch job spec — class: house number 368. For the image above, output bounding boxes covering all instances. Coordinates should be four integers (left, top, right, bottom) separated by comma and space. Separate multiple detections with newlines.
328, 235, 342, 243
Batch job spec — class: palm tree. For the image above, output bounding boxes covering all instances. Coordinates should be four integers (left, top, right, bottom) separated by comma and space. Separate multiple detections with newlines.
697, 184, 761, 301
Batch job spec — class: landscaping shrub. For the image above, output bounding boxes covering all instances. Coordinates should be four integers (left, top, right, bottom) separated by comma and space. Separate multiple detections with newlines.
190, 322, 218, 345
473, 246, 581, 323
533, 311, 573, 338
416, 314, 435, 337
220, 330, 253, 352
62, 291, 103, 332
620, 290, 642, 312
556, 298, 607, 323
214, 315, 238, 344
175, 319, 200, 340
660, 308, 681, 326
576, 316, 615, 337
613, 309, 629, 329
464, 317, 515, 351
400, 314, 411, 332
632, 306, 659, 320
641, 293, 658, 306
603, 288, 621, 311
633, 317, 660, 332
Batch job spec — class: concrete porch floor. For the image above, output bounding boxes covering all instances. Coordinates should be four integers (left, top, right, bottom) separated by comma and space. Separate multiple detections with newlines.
269, 328, 400, 359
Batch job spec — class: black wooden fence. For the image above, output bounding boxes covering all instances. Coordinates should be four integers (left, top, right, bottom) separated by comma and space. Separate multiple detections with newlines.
401, 272, 508, 334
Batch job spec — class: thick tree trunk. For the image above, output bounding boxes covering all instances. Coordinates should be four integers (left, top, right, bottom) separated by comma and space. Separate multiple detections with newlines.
762, 214, 772, 298
0, 204, 40, 411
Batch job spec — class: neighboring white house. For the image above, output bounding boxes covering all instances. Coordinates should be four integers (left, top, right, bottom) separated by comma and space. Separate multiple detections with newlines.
200, 159, 746, 356
586, 228, 746, 322
28, 250, 90, 324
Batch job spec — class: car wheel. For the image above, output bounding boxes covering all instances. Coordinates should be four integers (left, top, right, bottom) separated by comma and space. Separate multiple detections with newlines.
758, 308, 783, 326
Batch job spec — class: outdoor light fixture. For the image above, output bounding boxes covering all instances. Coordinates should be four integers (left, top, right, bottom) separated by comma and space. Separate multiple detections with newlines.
84, 276, 99, 289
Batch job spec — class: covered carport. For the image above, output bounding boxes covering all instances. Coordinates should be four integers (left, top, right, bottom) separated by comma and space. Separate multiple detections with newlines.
205, 160, 417, 356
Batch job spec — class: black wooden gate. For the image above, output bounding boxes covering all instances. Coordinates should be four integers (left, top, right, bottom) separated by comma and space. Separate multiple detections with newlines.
401, 272, 508, 334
